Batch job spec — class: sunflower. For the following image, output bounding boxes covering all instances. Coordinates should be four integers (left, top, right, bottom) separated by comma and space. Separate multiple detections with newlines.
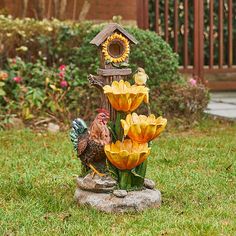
102, 33, 130, 63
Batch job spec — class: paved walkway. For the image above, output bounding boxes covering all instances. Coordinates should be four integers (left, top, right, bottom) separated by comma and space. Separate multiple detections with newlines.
205, 92, 236, 120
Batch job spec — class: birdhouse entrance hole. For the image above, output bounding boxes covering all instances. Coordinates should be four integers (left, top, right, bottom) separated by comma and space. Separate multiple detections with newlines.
107, 40, 125, 58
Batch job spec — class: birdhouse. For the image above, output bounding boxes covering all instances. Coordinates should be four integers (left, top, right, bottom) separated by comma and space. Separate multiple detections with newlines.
88, 23, 138, 121
90, 23, 138, 72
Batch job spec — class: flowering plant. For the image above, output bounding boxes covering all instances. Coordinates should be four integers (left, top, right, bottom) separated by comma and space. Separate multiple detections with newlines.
0, 71, 8, 96
0, 57, 88, 120
103, 77, 167, 190
188, 77, 197, 86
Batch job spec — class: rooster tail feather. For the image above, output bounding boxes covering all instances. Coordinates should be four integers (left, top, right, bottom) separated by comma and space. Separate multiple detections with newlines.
70, 118, 88, 152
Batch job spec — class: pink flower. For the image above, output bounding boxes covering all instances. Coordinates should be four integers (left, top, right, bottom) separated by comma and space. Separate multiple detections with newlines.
59, 65, 66, 71
13, 76, 22, 83
59, 71, 65, 79
189, 78, 197, 86
60, 80, 68, 88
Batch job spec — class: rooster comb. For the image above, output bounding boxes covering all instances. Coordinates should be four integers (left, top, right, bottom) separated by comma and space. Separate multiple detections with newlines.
97, 108, 109, 116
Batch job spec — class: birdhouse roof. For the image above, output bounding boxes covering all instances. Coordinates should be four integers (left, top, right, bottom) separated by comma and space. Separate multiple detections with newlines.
90, 23, 138, 46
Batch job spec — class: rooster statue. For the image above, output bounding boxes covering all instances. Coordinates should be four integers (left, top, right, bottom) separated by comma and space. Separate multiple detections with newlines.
70, 109, 111, 177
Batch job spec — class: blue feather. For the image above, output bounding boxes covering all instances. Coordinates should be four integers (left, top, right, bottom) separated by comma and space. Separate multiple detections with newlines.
70, 118, 87, 151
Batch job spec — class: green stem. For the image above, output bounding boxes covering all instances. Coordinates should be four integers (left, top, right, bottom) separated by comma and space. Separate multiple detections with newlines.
115, 111, 124, 141
118, 170, 132, 190
108, 123, 117, 141
146, 103, 151, 115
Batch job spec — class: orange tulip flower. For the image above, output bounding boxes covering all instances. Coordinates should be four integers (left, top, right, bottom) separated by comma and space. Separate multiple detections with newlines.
104, 139, 150, 170
103, 80, 149, 112
121, 113, 167, 143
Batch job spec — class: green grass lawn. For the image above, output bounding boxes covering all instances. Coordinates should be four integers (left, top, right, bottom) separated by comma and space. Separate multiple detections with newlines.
0, 119, 236, 235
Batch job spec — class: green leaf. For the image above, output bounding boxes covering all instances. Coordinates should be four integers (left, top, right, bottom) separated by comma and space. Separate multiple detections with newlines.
131, 159, 148, 188
0, 82, 5, 87
22, 107, 34, 120
47, 100, 57, 112
0, 89, 6, 96
106, 160, 118, 181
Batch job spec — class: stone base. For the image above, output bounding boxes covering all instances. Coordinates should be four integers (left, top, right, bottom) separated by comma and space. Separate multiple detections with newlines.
74, 188, 161, 213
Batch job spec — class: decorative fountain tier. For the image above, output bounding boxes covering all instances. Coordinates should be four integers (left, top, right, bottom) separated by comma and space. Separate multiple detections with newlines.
70, 23, 167, 213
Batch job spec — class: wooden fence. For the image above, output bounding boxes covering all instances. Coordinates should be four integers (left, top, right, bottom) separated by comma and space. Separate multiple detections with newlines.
137, 0, 236, 90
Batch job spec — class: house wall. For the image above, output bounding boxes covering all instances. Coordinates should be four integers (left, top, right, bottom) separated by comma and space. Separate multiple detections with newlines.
0, 0, 137, 25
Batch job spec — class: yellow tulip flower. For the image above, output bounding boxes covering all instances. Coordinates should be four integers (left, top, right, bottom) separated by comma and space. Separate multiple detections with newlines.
104, 139, 151, 170
103, 80, 149, 112
121, 113, 167, 143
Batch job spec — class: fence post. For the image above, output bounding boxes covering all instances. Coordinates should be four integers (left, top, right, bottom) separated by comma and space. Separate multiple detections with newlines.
155, 0, 160, 34
137, 0, 149, 29
198, 0, 204, 82
193, 0, 199, 77
193, 0, 204, 82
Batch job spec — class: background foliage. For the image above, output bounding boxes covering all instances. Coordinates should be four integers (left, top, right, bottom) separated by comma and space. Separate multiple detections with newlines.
0, 16, 208, 127
0, 16, 179, 85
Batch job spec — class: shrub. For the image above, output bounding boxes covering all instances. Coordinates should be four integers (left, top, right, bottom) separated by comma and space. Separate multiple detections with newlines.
128, 28, 180, 86
0, 16, 208, 127
150, 81, 209, 120
0, 16, 92, 66
0, 16, 180, 86
0, 57, 99, 121
69, 25, 180, 87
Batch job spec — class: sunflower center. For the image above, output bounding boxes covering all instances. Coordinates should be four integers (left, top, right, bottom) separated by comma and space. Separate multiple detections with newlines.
107, 40, 125, 58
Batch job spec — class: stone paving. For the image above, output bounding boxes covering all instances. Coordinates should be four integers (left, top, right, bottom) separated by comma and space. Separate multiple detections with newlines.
205, 92, 236, 120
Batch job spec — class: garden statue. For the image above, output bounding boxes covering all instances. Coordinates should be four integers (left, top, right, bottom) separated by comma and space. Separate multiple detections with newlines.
71, 23, 167, 213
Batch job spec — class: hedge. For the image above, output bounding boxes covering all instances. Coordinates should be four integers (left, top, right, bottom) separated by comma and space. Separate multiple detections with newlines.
0, 15, 180, 86
0, 16, 208, 126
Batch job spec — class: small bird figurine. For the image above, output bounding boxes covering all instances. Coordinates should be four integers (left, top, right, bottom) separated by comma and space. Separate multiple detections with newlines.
133, 67, 149, 86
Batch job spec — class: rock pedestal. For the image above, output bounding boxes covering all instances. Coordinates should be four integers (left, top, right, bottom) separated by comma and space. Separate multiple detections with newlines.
76, 174, 117, 193
74, 174, 161, 213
